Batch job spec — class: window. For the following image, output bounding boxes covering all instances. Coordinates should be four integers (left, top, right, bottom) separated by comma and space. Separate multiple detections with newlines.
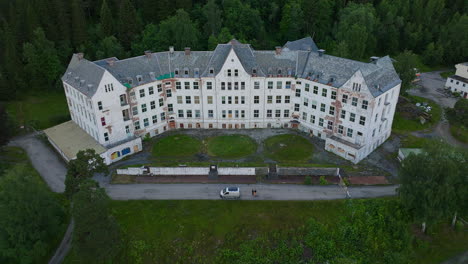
322, 88, 327, 97
161, 112, 166, 121
294, 104, 300, 111
340, 110, 346, 119
207, 96, 213, 104
350, 113, 356, 122
144, 118, 149, 127
234, 82, 239, 90
176, 82, 181, 89
195, 110, 201, 118
139, 89, 145, 98
268, 81, 273, 89
234, 69, 238, 76
285, 96, 290, 103
305, 83, 310, 92
338, 125, 344, 134
313, 86, 318, 94
177, 96, 183, 104
149, 86, 154, 95
327, 121, 333, 130
194, 96, 200, 104
157, 84, 162, 92
254, 82, 260, 89
276, 96, 282, 104
267, 110, 272, 118
234, 96, 238, 104
342, 94, 348, 104
359, 116, 366, 125
331, 91, 336, 99
184, 82, 190, 89
125, 125, 130, 134
285, 81, 291, 89
241, 96, 245, 104
320, 103, 326, 112
352, 97, 358, 106
241, 82, 245, 90
347, 128, 353, 137
227, 69, 231, 76
178, 110, 184, 118
277, 81, 282, 89
302, 112, 307, 121
284, 110, 290, 118
372, 129, 376, 137
295, 89, 301, 97
185, 96, 191, 104
221, 82, 226, 90
187, 110, 192, 118
310, 115, 315, 123
159, 98, 164, 106
207, 82, 212, 90
375, 114, 378, 122
276, 110, 281, 117
227, 82, 232, 90
208, 110, 214, 118
209, 68, 214, 74
134, 121, 140, 130
319, 118, 324, 127
329, 106, 335, 115
141, 104, 147, 113
152, 115, 158, 124
98, 101, 103, 110
228, 96, 232, 104
222, 110, 226, 118
254, 110, 260, 118
362, 100, 368, 110
241, 110, 245, 118
101, 117, 106, 126
235, 110, 239, 118
303, 98, 309, 107
104, 132, 109, 142
254, 96, 260, 104
193, 82, 199, 89
168, 104, 173, 112
166, 89, 172, 97
132, 106, 138, 115
267, 96, 273, 104
222, 96, 226, 104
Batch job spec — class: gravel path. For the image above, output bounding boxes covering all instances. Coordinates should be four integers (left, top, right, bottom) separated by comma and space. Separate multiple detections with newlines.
48, 219, 74, 264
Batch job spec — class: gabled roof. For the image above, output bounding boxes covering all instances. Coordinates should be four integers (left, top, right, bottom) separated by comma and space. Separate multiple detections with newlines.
283, 37, 318, 52
62, 54, 106, 97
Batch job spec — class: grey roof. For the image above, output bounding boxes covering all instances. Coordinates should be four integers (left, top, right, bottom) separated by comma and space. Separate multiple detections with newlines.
62, 38, 400, 98
283, 37, 318, 52
62, 54, 106, 97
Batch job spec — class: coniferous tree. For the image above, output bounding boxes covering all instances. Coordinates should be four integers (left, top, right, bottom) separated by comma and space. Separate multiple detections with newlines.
1, 22, 23, 99
71, 0, 87, 47
118, 0, 140, 49
154, 9, 200, 50
279, 0, 304, 41
203, 0, 223, 37
100, 0, 114, 37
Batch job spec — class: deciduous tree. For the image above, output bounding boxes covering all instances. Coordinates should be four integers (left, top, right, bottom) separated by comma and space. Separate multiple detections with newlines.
393, 50, 418, 93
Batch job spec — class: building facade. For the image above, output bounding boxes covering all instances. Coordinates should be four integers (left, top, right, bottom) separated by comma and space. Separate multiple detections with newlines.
61, 37, 401, 164
445, 62, 468, 98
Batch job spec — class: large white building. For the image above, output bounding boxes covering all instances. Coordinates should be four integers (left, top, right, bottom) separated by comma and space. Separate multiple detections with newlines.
445, 62, 468, 98
58, 37, 401, 164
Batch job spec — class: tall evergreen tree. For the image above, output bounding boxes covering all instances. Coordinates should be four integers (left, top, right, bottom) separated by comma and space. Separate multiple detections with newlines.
100, 0, 114, 37
279, 0, 304, 41
71, 0, 88, 47
118, 0, 140, 49
203, 0, 222, 37
302, 0, 335, 42
154, 9, 200, 51
1, 22, 23, 99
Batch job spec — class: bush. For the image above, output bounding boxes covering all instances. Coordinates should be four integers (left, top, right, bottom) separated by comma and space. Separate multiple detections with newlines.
342, 177, 350, 186
304, 176, 312, 185
319, 176, 328, 185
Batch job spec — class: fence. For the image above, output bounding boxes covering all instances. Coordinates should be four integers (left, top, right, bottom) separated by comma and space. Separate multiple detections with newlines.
116, 166, 255, 176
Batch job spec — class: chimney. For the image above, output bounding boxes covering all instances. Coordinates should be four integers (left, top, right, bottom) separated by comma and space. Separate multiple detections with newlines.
169, 46, 174, 54
318, 49, 325, 57
275, 46, 282, 55
370, 56, 380, 64
77, 53, 84, 60
87, 84, 93, 92
144, 50, 152, 58
106, 58, 115, 66
184, 47, 191, 56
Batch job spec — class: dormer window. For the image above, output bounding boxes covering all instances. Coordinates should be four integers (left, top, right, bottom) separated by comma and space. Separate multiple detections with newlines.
127, 78, 133, 85
268, 67, 272, 75
252, 68, 257, 74
277, 68, 282, 75
194, 68, 200, 77
174, 68, 179, 76
329, 77, 334, 83
287, 68, 292, 76
209, 68, 214, 74
184, 68, 189, 76
315, 74, 320, 79
136, 75, 143, 83
149, 72, 155, 80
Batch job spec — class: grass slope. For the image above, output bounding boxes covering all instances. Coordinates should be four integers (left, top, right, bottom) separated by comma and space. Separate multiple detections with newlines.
263, 134, 314, 162
393, 95, 442, 134
450, 125, 468, 144
207, 135, 257, 159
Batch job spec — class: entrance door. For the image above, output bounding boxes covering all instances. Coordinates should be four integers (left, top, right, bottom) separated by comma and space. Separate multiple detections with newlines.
169, 120, 176, 129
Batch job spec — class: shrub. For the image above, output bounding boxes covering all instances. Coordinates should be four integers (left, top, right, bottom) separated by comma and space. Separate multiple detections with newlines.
319, 176, 328, 185
342, 177, 350, 186
304, 176, 312, 185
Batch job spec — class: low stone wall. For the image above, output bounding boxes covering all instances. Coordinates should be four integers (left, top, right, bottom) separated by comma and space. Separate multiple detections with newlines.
277, 167, 338, 176
116, 167, 256, 176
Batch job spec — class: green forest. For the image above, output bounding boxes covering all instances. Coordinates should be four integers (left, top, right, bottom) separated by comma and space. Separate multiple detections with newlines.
0, 0, 467, 101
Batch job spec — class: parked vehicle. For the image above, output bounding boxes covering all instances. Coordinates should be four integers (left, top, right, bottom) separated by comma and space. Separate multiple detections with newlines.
220, 187, 240, 199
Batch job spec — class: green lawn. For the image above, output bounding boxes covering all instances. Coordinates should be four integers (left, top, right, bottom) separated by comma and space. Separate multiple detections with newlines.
206, 135, 257, 159
5, 91, 69, 130
392, 95, 442, 134
440, 71, 455, 79
450, 125, 468, 144
399, 135, 436, 148
152, 134, 202, 159
263, 134, 314, 162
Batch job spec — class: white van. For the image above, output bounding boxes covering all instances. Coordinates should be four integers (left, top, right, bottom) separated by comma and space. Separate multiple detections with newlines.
220, 187, 240, 199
